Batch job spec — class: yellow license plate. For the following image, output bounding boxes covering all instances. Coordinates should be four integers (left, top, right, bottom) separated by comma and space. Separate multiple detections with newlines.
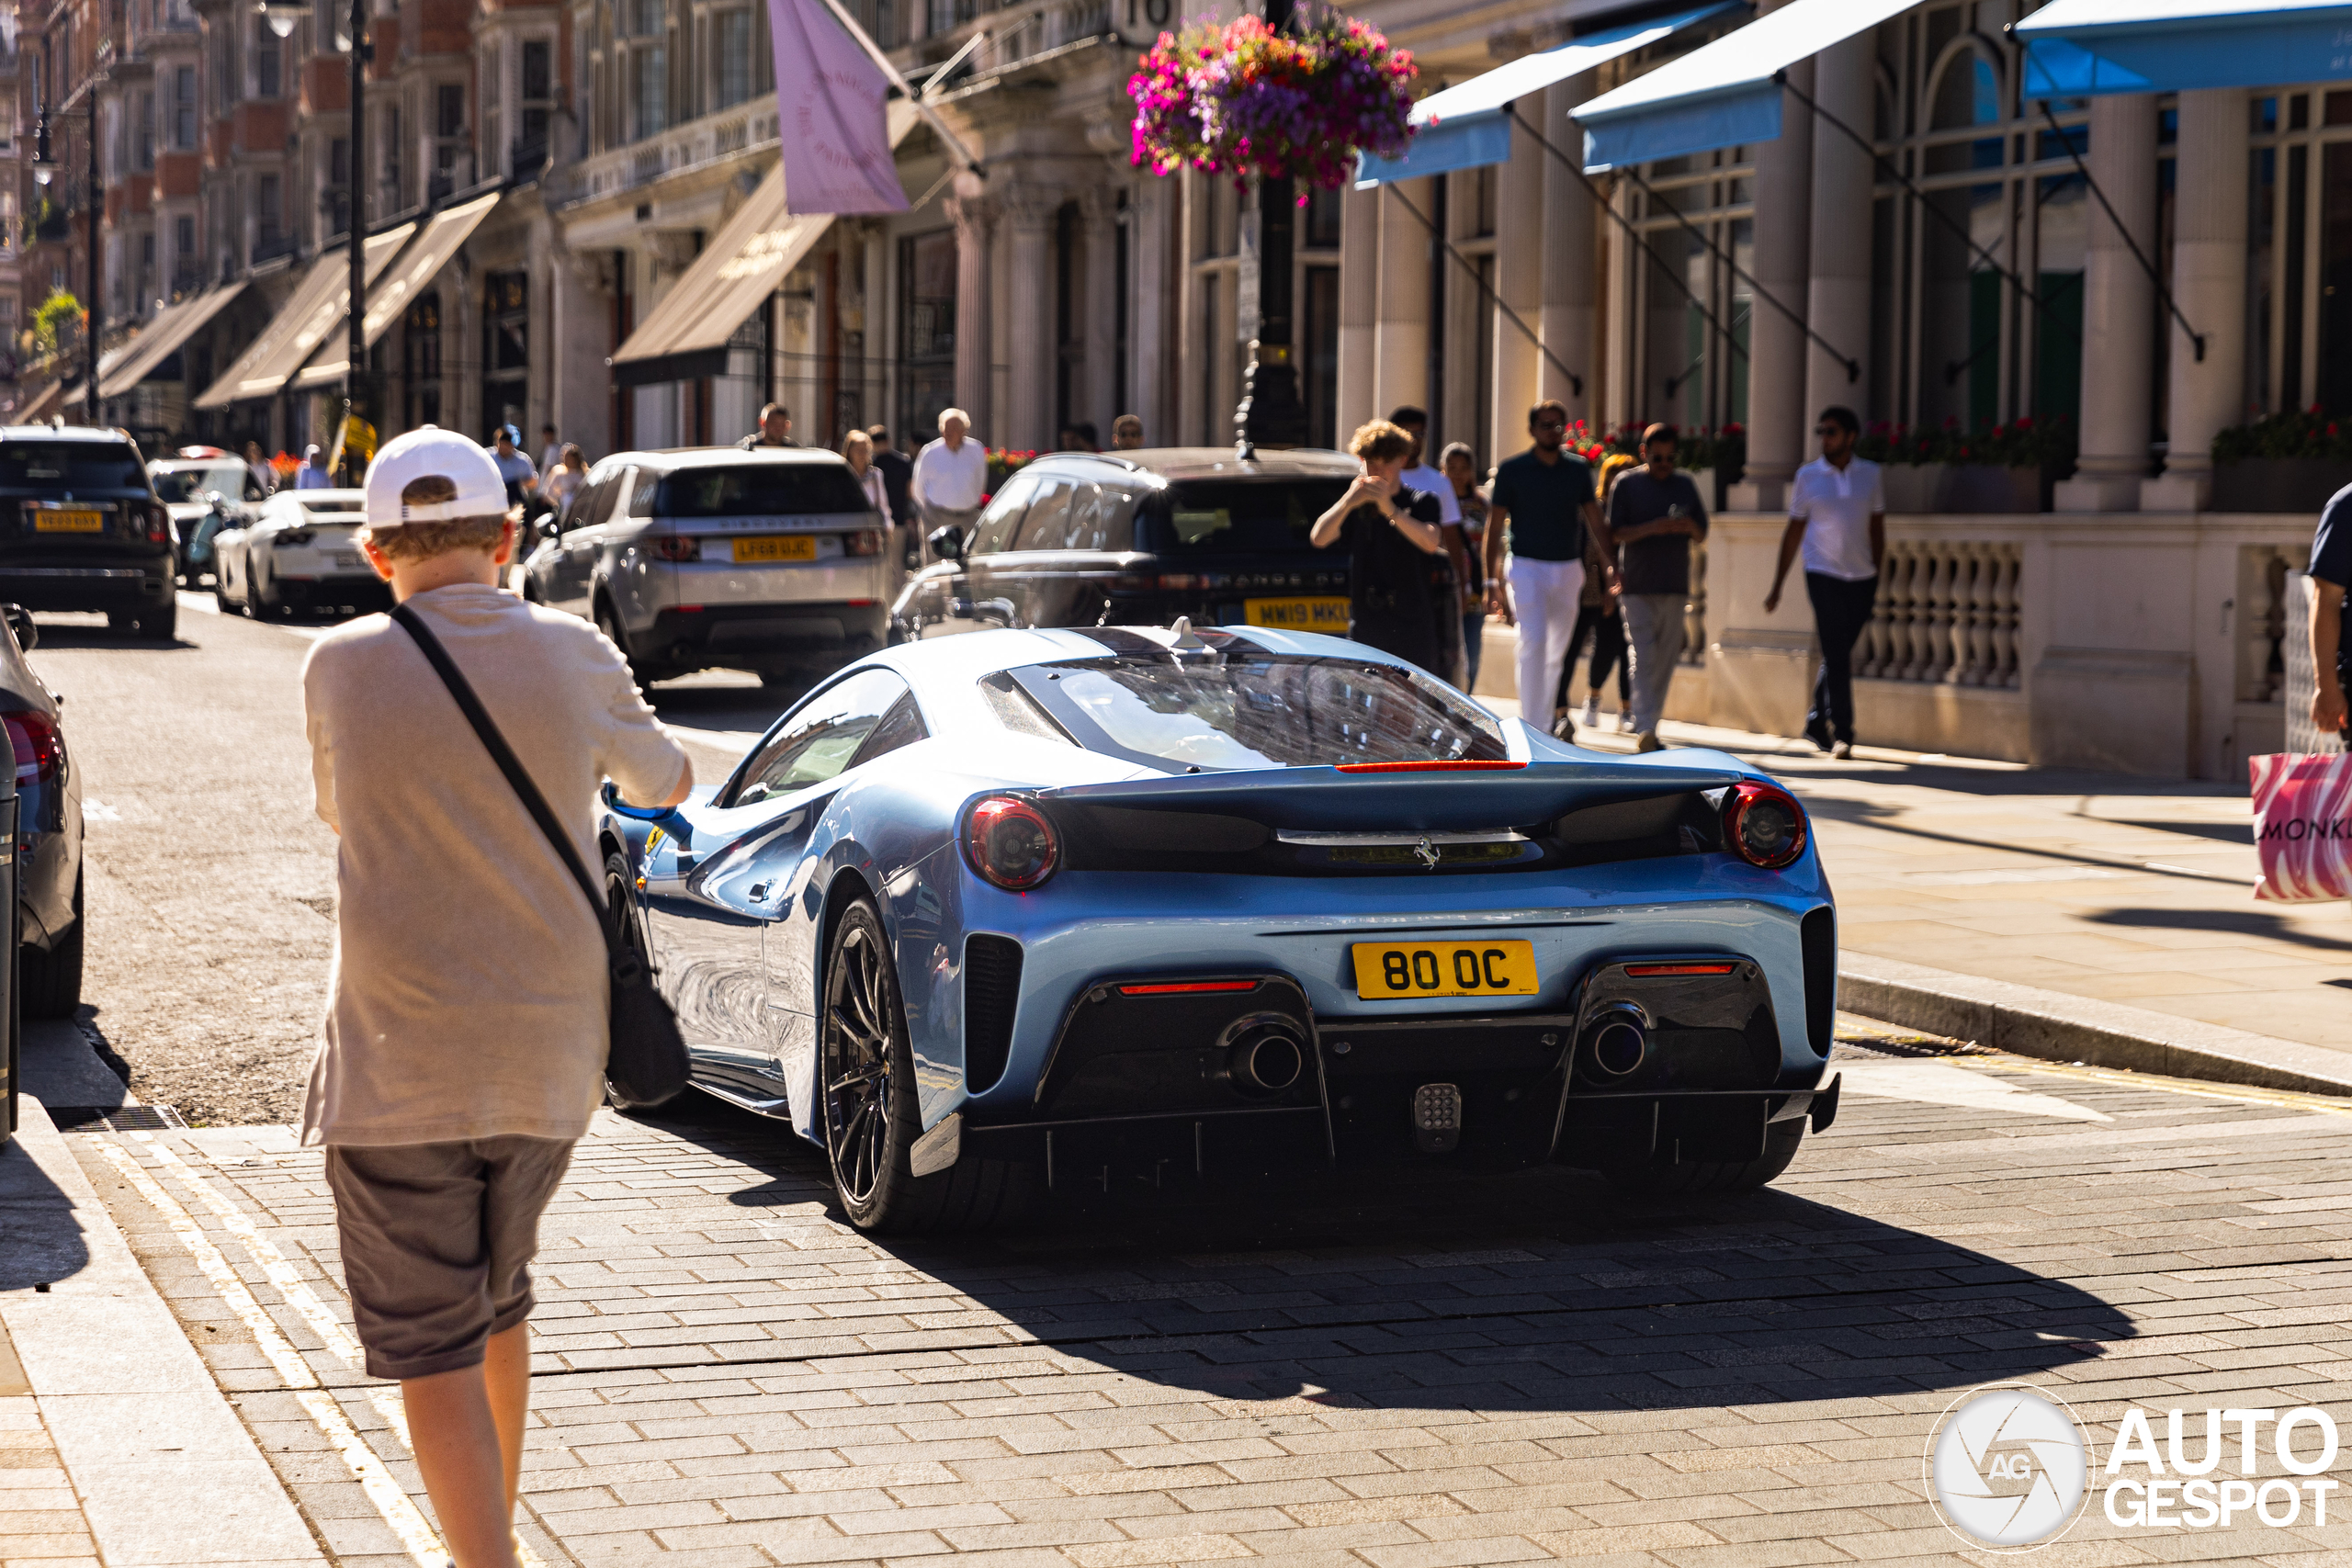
34, 510, 102, 533
1245, 595, 1349, 631
732, 535, 819, 563
1352, 939, 1539, 1000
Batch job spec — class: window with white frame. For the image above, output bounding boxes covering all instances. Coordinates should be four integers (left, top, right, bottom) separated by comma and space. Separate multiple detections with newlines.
518, 38, 554, 164
175, 66, 196, 148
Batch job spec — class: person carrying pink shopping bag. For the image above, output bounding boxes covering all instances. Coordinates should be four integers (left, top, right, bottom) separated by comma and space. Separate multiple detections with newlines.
2267, 502, 2352, 901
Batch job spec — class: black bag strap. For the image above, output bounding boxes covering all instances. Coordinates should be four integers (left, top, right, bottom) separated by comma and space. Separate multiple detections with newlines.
390, 601, 611, 931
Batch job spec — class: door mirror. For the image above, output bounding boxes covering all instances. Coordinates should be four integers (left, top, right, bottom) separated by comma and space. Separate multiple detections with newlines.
600, 780, 674, 820
1, 604, 36, 650
927, 523, 965, 563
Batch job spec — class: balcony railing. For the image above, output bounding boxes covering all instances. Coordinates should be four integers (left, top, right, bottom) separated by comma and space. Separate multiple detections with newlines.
567, 96, 778, 205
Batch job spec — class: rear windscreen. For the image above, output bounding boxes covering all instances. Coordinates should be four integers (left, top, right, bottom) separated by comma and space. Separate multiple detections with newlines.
1137, 479, 1350, 556
0, 444, 147, 490
1018, 653, 1506, 771
654, 465, 871, 518
151, 466, 244, 502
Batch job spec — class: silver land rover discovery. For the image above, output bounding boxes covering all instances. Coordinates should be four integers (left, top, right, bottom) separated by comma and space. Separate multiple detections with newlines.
521, 447, 893, 685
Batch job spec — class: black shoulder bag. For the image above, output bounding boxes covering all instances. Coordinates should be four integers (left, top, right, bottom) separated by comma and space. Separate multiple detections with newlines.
390, 602, 691, 1109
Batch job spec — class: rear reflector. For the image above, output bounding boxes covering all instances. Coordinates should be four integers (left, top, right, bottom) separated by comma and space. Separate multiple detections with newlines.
1335, 760, 1527, 773
1623, 962, 1737, 977
1115, 980, 1259, 996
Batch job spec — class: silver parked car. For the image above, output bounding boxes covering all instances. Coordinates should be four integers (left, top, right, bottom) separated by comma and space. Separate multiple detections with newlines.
519, 447, 893, 686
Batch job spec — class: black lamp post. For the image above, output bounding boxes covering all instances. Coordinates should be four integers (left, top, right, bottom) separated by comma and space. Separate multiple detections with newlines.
31, 95, 101, 425
1232, 0, 1307, 454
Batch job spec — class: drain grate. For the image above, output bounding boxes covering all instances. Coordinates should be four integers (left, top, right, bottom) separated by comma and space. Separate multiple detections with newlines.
49, 1104, 187, 1133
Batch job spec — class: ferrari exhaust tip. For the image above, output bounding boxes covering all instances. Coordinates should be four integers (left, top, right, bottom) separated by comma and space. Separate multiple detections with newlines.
1228, 1030, 1305, 1095
1587, 1007, 1650, 1078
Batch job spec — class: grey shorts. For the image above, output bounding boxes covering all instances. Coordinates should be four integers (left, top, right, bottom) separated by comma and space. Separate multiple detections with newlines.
323, 1136, 575, 1381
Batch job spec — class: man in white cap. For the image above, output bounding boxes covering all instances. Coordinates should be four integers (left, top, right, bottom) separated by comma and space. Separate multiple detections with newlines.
295, 442, 334, 489
299, 425, 691, 1568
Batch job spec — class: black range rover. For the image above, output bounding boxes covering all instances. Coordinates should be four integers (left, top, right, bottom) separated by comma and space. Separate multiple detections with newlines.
892, 448, 1376, 643
0, 426, 177, 639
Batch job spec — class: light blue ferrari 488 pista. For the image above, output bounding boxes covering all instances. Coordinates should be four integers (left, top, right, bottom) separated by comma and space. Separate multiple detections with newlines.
599, 622, 1840, 1232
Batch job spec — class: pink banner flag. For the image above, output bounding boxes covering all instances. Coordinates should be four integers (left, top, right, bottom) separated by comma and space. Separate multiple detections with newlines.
769, 0, 909, 214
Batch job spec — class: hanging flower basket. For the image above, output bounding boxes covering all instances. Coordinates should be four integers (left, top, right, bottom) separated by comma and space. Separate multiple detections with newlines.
1128, 9, 1417, 194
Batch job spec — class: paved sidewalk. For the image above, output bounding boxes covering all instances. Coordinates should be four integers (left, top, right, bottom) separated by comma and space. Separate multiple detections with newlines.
1488, 694, 2345, 1060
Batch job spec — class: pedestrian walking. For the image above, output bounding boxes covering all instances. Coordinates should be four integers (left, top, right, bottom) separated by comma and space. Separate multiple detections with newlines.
1764, 405, 1883, 759
301, 426, 692, 1568
1559, 452, 1635, 736
842, 428, 889, 518
740, 403, 797, 449
1441, 442, 1489, 688
911, 407, 988, 558
296, 443, 334, 489
545, 445, 589, 524
1311, 419, 1451, 674
244, 439, 276, 495
1111, 413, 1145, 450
1608, 423, 1707, 752
1483, 400, 1615, 737
537, 424, 563, 479
2309, 483, 2352, 737
866, 424, 917, 569
488, 425, 537, 506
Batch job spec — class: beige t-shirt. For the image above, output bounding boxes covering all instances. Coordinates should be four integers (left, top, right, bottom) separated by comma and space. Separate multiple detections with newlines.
299, 583, 690, 1146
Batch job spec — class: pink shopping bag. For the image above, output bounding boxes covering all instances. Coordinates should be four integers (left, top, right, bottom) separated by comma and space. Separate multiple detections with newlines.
2252, 751, 2352, 901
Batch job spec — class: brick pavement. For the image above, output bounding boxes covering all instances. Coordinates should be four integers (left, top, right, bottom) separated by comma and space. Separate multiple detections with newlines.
0, 1326, 100, 1568
52, 1042, 2352, 1566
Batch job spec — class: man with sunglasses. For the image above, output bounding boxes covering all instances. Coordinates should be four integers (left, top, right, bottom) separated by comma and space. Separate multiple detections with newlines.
1484, 400, 1614, 738
1764, 406, 1884, 759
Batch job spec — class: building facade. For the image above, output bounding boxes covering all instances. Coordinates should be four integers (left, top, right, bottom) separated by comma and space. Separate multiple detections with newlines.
25, 0, 2340, 780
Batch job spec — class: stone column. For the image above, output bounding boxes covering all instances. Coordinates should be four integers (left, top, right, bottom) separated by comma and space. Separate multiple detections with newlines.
1336, 180, 1379, 441
551, 243, 615, 458
1541, 74, 1593, 426
944, 172, 995, 439
2144, 88, 2248, 512
1082, 189, 1118, 429
1127, 180, 1173, 444
864, 228, 888, 436
1804, 30, 1872, 429
1492, 107, 1544, 454
1374, 177, 1431, 418
1728, 44, 1812, 511
2055, 94, 2157, 512
1003, 187, 1055, 453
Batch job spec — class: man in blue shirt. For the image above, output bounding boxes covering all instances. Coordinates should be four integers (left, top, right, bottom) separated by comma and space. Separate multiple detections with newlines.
1481, 400, 1615, 739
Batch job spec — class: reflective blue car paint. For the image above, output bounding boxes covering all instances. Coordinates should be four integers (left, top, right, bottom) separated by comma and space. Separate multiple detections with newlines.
600, 627, 1834, 1158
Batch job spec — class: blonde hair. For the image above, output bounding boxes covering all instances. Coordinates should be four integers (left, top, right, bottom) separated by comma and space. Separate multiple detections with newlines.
360, 475, 511, 560
842, 429, 873, 457
1348, 420, 1414, 464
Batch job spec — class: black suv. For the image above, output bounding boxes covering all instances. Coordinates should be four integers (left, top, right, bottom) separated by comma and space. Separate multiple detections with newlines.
0, 426, 177, 639
893, 448, 1374, 643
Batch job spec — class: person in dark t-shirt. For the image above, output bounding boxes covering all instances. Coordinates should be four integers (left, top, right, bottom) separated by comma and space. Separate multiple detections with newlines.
1312, 419, 1451, 675
1482, 400, 1615, 737
1607, 423, 1708, 750
2308, 482, 2352, 735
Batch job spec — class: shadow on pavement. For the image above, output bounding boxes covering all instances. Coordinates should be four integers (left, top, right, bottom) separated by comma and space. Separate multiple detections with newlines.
2086, 906, 2352, 951
614, 1090, 2135, 1415
0, 1134, 90, 1291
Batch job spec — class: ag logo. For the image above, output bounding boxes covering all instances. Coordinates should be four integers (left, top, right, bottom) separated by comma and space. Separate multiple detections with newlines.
1925, 1383, 2094, 1551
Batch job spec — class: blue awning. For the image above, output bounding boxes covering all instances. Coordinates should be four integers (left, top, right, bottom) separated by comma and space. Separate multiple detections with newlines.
2015, 0, 2352, 97
1353, 3, 1740, 187
1571, 0, 1917, 170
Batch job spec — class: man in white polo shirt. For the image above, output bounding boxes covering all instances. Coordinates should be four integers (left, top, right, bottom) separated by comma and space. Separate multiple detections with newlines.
911, 407, 989, 563
1763, 405, 1883, 760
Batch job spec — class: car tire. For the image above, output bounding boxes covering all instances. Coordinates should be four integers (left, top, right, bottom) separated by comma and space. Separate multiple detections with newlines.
22, 872, 84, 1020
1600, 1119, 1805, 1196
600, 851, 684, 1112
820, 897, 1021, 1235
215, 580, 236, 615
594, 599, 663, 689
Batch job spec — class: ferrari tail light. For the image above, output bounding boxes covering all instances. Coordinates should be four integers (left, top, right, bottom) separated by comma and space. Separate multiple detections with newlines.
653, 536, 701, 562
1336, 760, 1527, 773
3, 710, 62, 784
963, 795, 1059, 891
1723, 781, 1806, 869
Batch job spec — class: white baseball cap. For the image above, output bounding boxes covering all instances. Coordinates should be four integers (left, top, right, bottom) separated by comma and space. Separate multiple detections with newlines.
365, 423, 509, 526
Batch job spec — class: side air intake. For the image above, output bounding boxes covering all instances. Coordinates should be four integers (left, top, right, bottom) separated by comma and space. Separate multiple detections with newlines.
964, 934, 1023, 1093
